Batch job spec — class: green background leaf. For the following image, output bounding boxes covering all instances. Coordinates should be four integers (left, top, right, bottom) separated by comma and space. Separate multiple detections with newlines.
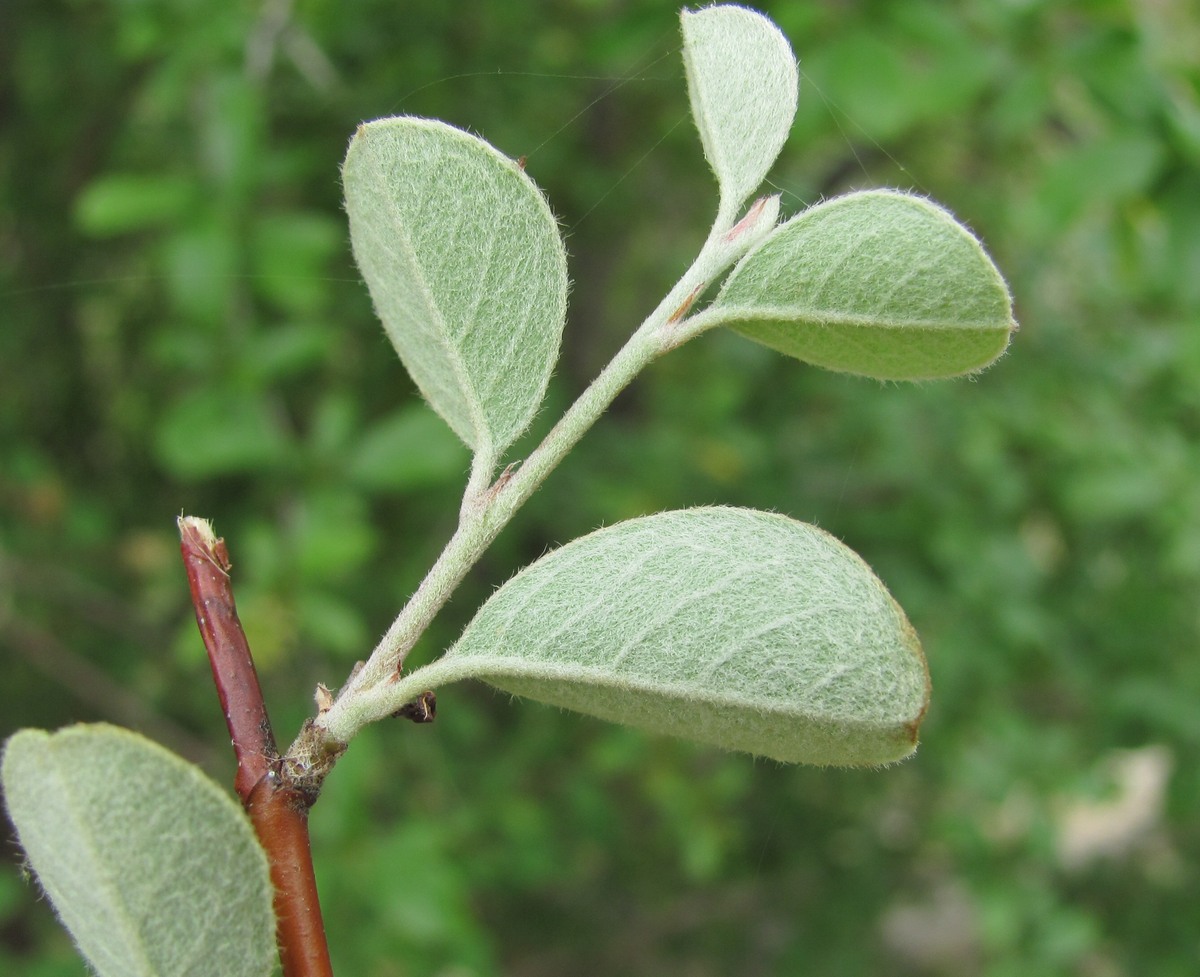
711, 190, 1015, 379
681, 5, 798, 214
347, 405, 470, 492
74, 173, 197, 237
441, 508, 929, 766
154, 387, 294, 478
343, 117, 568, 459
2, 725, 275, 977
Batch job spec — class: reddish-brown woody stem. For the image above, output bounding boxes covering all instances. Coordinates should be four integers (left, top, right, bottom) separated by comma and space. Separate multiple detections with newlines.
248, 779, 334, 977
179, 516, 334, 977
179, 517, 274, 801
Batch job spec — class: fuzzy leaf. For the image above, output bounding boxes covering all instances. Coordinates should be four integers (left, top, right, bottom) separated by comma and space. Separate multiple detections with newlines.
710, 189, 1016, 379
343, 117, 568, 458
443, 507, 929, 766
1, 724, 275, 977
681, 5, 799, 213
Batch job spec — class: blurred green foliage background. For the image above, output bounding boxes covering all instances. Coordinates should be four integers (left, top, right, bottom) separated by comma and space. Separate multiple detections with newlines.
2, 0, 1198, 974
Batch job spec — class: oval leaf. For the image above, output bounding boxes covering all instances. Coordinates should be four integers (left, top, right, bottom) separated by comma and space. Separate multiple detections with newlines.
343, 117, 568, 457
681, 5, 799, 213
2, 724, 275, 977
443, 507, 929, 766
711, 190, 1016, 379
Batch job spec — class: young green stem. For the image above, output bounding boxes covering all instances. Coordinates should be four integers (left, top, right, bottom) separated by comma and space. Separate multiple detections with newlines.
305, 205, 757, 749
179, 517, 334, 977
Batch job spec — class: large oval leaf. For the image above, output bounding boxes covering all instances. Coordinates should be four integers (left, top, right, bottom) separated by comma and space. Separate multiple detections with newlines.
343, 117, 568, 458
710, 190, 1016, 379
2, 724, 275, 977
681, 5, 799, 214
442, 508, 929, 766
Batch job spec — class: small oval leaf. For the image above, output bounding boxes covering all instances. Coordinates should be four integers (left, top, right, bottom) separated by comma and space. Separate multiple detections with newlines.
711, 190, 1016, 379
2, 724, 275, 977
443, 508, 929, 766
343, 117, 568, 457
681, 5, 799, 213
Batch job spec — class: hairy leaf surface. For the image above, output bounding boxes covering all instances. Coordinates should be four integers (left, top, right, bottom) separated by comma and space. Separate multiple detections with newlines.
711, 190, 1015, 378
2, 724, 275, 977
444, 508, 929, 765
343, 117, 568, 457
681, 5, 799, 214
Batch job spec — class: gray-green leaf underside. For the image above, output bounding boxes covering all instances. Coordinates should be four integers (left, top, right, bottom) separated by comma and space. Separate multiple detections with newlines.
2, 724, 275, 977
442, 507, 929, 766
343, 117, 568, 457
682, 5, 799, 213
711, 190, 1016, 379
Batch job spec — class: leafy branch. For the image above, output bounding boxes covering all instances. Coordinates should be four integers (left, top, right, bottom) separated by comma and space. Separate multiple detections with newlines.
293, 7, 1012, 766
2, 7, 1015, 977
